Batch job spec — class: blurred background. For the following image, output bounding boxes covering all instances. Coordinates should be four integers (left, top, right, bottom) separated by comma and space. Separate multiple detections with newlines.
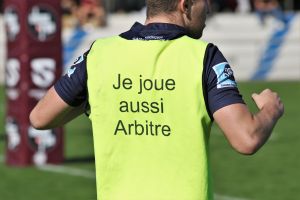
0, 0, 299, 199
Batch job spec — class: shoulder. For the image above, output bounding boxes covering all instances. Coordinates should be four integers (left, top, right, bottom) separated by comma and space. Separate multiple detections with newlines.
202, 43, 245, 118
204, 43, 226, 65
54, 51, 89, 107
91, 36, 122, 47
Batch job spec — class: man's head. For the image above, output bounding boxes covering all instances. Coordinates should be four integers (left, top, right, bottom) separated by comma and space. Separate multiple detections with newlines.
146, 0, 179, 17
145, 0, 210, 39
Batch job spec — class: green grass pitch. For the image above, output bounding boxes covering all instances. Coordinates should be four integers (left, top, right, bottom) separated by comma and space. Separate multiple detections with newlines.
0, 81, 299, 200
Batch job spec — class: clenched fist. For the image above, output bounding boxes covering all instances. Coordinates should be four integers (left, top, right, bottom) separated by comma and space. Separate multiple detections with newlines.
252, 89, 284, 120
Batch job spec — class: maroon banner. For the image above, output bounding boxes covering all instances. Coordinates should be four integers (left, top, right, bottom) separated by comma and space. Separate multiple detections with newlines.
4, 0, 64, 166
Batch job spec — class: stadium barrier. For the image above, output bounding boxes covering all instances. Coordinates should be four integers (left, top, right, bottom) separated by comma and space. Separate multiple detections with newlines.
1, 12, 300, 84
3, 0, 64, 166
204, 13, 300, 81
0, 16, 5, 84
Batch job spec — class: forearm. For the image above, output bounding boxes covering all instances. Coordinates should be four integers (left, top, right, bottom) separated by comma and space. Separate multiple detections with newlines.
30, 86, 85, 130
250, 103, 282, 150
214, 101, 283, 155
31, 104, 85, 130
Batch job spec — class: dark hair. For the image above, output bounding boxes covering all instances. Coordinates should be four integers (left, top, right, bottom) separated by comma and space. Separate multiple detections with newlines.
146, 0, 179, 18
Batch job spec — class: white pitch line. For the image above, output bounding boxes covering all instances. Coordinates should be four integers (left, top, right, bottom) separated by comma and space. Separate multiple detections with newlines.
0, 155, 249, 200
0, 154, 95, 179
37, 164, 96, 179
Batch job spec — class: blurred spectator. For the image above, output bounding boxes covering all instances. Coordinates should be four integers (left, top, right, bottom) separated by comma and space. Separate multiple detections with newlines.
253, 0, 287, 25
76, 0, 107, 27
212, 0, 238, 12
61, 0, 80, 28
62, 0, 77, 16
62, 0, 106, 28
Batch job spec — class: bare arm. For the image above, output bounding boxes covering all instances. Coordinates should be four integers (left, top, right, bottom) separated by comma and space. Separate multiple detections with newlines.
213, 89, 284, 155
29, 86, 85, 130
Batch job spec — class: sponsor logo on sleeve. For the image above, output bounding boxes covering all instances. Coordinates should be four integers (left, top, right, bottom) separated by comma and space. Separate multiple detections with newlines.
66, 55, 84, 78
212, 62, 237, 89
67, 67, 76, 78
73, 55, 84, 65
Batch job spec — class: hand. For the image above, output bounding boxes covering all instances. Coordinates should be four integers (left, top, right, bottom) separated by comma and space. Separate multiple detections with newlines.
252, 89, 284, 119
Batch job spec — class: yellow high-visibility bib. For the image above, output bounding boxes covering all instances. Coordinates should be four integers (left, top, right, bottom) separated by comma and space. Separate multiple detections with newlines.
87, 36, 213, 200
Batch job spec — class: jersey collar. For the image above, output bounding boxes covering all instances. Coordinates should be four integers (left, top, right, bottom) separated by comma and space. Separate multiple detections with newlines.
120, 22, 187, 40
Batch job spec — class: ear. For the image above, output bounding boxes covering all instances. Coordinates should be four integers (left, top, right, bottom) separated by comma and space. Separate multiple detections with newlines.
179, 0, 192, 19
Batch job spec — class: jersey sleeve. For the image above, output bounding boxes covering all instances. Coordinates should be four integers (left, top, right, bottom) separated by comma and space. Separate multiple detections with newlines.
203, 44, 245, 119
54, 52, 88, 107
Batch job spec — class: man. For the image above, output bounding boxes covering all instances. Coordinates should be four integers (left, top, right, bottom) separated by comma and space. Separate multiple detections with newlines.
253, 0, 287, 25
30, 0, 284, 199
76, 0, 107, 27
213, 0, 238, 12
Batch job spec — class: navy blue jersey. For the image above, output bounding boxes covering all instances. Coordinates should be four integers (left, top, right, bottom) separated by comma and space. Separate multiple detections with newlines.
55, 22, 244, 119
